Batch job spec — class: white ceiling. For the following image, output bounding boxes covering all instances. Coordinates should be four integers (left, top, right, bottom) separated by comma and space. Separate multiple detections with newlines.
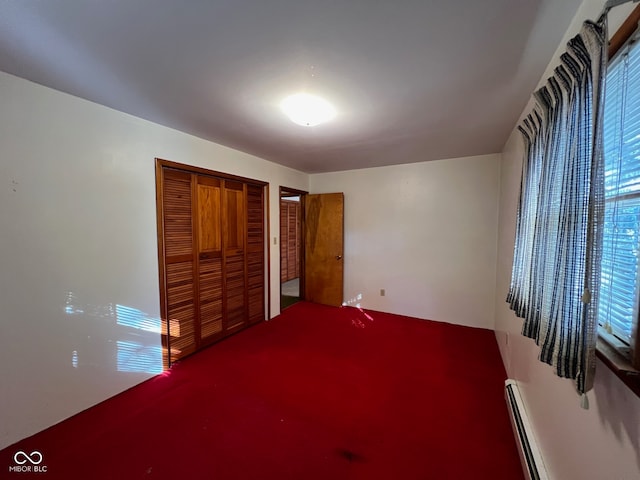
0, 0, 583, 173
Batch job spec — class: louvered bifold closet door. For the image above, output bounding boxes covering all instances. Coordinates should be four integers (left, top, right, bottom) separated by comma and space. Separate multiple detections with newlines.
280, 202, 289, 282
223, 181, 247, 331
196, 176, 224, 343
158, 160, 267, 368
162, 170, 196, 365
280, 199, 300, 282
288, 202, 299, 280
247, 185, 265, 325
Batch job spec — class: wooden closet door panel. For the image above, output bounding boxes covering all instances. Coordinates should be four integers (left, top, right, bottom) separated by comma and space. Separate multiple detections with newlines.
280, 202, 288, 282
247, 185, 265, 325
247, 185, 264, 248
223, 181, 246, 330
247, 253, 264, 324
163, 170, 194, 257
295, 202, 301, 278
287, 202, 297, 281
165, 261, 196, 363
199, 257, 223, 338
225, 254, 245, 329
224, 181, 245, 252
196, 176, 223, 342
162, 169, 197, 363
197, 178, 222, 252
280, 199, 300, 282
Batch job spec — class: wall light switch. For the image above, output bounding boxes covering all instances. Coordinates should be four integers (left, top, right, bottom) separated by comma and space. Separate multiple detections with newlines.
380, 289, 385, 296
274, 237, 277, 245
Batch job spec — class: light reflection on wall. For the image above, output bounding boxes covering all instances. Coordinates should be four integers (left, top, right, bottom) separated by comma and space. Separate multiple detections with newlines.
64, 291, 162, 374
341, 293, 375, 328
115, 304, 161, 333
343, 293, 363, 308
117, 341, 162, 374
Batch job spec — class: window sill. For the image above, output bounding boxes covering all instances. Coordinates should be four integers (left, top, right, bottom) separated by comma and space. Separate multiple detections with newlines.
596, 335, 640, 398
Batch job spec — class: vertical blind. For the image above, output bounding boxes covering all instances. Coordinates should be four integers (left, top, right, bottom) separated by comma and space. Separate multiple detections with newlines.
599, 35, 640, 345
507, 21, 607, 397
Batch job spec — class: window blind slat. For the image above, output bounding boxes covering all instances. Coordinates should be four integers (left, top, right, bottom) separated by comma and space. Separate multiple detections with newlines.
599, 44, 640, 345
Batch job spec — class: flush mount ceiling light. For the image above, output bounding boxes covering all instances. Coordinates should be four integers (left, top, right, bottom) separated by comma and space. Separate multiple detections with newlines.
280, 93, 336, 127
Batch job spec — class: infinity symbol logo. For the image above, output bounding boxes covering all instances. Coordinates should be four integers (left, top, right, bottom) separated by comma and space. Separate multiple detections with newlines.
13, 451, 43, 465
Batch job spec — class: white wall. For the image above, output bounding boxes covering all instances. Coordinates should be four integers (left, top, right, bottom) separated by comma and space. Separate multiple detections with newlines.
310, 154, 500, 330
495, 1, 640, 478
0, 71, 308, 450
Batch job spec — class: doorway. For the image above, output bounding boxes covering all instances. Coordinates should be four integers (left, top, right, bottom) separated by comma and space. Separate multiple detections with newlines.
280, 187, 307, 310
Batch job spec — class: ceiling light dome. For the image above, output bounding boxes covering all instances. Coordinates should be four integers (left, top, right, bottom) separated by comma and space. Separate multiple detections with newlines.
280, 93, 336, 127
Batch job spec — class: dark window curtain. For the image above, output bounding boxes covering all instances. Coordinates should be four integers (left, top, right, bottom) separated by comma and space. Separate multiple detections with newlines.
507, 21, 607, 398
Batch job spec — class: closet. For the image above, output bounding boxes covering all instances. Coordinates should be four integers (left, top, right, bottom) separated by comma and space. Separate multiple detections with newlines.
156, 159, 267, 367
280, 199, 301, 282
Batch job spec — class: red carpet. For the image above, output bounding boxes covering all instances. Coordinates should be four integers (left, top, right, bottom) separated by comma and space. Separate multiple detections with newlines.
1, 302, 523, 479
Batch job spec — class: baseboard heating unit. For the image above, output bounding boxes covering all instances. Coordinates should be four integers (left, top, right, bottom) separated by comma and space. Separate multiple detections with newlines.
505, 379, 549, 480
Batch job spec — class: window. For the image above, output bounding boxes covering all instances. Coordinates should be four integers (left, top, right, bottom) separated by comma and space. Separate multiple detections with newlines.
507, 14, 640, 397
598, 15, 640, 374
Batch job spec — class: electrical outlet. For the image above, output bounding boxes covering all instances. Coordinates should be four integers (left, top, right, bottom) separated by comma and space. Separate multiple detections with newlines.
380, 289, 385, 296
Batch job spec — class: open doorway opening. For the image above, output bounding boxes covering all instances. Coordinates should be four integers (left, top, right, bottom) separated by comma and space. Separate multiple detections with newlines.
280, 187, 307, 310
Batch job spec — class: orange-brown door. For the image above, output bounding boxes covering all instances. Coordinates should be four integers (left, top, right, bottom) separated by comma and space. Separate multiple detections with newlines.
157, 159, 266, 368
304, 193, 344, 306
160, 169, 197, 366
196, 176, 223, 345
280, 199, 301, 282
222, 180, 247, 332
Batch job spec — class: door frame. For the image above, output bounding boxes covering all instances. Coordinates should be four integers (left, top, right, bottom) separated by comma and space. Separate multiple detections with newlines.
279, 186, 308, 309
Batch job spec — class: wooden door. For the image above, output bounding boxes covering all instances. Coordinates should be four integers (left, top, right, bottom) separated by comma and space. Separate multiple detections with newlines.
280, 202, 289, 282
223, 181, 246, 332
304, 193, 344, 306
246, 184, 266, 325
196, 176, 223, 344
161, 169, 197, 365
290, 202, 301, 278
280, 199, 301, 282
157, 159, 266, 368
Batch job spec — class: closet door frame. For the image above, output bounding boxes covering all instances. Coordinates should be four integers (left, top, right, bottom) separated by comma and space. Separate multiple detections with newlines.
156, 158, 269, 369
